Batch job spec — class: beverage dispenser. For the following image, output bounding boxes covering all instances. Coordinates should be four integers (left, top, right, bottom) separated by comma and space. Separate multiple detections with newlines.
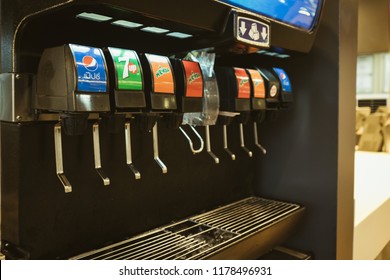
0, 0, 355, 260
215, 66, 253, 159
169, 59, 204, 154
272, 67, 293, 109
35, 44, 111, 192
106, 47, 146, 179
247, 68, 267, 154
139, 53, 176, 173
257, 68, 281, 112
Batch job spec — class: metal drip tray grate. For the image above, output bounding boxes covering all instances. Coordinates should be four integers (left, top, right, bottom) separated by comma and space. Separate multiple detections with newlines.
71, 197, 304, 260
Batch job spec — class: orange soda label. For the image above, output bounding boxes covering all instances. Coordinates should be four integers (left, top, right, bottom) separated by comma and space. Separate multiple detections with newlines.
182, 61, 203, 98
234, 68, 250, 99
146, 54, 175, 94
247, 69, 265, 98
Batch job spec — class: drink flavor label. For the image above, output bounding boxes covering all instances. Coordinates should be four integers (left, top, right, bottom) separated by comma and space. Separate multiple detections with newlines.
145, 54, 175, 94
182, 61, 203, 98
247, 69, 265, 98
108, 47, 143, 91
69, 44, 107, 93
273, 67, 292, 93
234, 67, 250, 99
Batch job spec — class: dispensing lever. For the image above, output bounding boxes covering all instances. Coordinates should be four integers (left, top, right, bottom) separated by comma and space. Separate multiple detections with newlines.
223, 125, 236, 160
54, 123, 72, 193
205, 125, 220, 164
125, 122, 141, 180
153, 122, 168, 173
239, 123, 253, 157
253, 122, 267, 155
93, 122, 110, 186
179, 125, 204, 154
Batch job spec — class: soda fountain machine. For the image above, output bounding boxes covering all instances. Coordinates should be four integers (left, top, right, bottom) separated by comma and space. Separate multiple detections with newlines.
0, 0, 357, 259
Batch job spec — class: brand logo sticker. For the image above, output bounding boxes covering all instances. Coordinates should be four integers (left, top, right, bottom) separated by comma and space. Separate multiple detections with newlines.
188, 71, 201, 84
128, 63, 138, 75
82, 56, 99, 71
155, 65, 171, 78
240, 78, 249, 87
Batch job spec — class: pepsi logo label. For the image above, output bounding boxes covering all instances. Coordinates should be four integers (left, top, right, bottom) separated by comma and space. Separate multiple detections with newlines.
83, 56, 99, 71
273, 68, 292, 93
69, 44, 107, 93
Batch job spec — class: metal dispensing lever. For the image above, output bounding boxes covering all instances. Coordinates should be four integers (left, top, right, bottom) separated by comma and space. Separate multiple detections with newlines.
205, 125, 220, 164
223, 125, 236, 160
125, 122, 141, 180
239, 123, 253, 157
92, 122, 110, 186
153, 122, 168, 173
54, 122, 72, 193
253, 122, 267, 155
179, 125, 204, 154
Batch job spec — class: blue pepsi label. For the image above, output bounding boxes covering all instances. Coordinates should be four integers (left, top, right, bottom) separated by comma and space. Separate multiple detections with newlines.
273, 68, 292, 93
69, 44, 108, 93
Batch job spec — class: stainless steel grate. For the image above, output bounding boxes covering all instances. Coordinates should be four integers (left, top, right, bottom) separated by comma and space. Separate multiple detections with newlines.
71, 197, 302, 260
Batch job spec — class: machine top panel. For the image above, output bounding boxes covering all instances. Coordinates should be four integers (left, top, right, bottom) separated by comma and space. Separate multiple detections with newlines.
218, 0, 322, 31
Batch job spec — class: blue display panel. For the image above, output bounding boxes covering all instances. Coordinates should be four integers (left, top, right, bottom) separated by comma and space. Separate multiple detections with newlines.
218, 0, 321, 31
273, 68, 292, 93
69, 44, 108, 93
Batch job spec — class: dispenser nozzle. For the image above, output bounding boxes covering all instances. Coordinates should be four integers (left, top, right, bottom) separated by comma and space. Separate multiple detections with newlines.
253, 122, 267, 155
153, 122, 168, 173
54, 123, 72, 193
223, 125, 236, 160
239, 123, 253, 157
205, 125, 220, 164
125, 122, 141, 180
92, 122, 110, 186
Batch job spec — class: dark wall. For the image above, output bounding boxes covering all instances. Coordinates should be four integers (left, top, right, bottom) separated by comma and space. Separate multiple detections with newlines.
253, 0, 356, 260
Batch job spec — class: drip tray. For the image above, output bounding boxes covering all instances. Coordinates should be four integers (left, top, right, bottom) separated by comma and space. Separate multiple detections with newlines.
71, 197, 305, 260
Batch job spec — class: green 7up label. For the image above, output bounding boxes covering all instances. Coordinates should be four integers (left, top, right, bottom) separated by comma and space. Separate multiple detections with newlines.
108, 47, 143, 91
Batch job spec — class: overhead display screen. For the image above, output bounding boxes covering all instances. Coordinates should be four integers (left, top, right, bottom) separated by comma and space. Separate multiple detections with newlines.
218, 0, 322, 31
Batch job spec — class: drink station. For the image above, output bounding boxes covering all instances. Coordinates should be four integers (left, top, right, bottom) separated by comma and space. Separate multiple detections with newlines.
0, 0, 356, 259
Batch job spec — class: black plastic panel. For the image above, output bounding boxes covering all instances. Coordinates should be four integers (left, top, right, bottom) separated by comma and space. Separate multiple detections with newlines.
1, 121, 255, 259
1, 0, 322, 73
